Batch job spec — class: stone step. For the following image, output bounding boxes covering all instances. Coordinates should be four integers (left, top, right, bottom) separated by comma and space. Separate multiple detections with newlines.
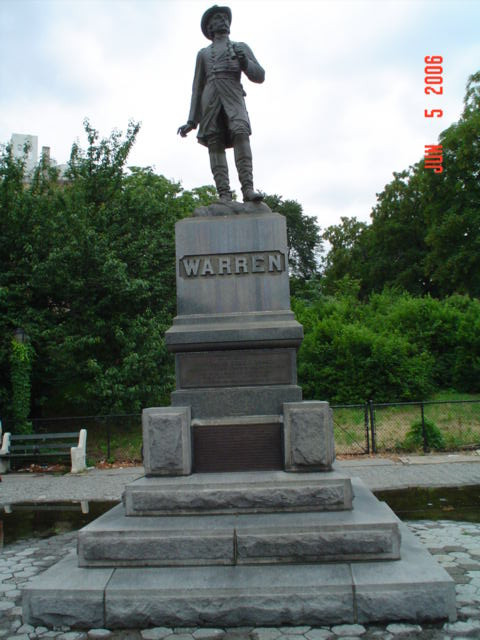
24, 520, 456, 629
78, 480, 400, 567
123, 469, 353, 516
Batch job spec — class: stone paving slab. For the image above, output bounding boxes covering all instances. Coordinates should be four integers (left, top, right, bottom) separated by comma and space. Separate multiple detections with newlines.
234, 481, 400, 564
78, 504, 236, 566
1, 456, 480, 639
0, 468, 144, 505
338, 458, 480, 492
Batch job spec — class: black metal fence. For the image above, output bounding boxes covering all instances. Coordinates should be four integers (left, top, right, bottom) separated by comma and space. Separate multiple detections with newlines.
331, 400, 480, 455
2, 399, 479, 462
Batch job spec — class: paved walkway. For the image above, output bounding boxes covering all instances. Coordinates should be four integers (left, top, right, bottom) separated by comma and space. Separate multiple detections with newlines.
1, 453, 480, 504
1, 454, 480, 640
338, 453, 480, 491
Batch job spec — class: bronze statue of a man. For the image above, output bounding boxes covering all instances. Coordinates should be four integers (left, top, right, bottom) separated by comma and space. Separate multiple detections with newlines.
178, 5, 265, 203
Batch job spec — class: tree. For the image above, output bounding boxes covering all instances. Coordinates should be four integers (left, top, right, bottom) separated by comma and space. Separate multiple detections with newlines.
367, 167, 432, 296
0, 122, 211, 421
321, 217, 369, 295
263, 194, 322, 279
0, 142, 39, 425
320, 70, 480, 299
10, 338, 33, 433
423, 71, 480, 297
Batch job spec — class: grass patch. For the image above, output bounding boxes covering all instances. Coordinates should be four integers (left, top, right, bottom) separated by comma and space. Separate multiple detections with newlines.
333, 405, 368, 453
83, 415, 143, 464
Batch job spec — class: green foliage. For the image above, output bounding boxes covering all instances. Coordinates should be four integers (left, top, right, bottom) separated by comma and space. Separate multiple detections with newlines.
375, 293, 480, 392
293, 289, 480, 403
371, 292, 459, 388
0, 121, 210, 419
10, 340, 33, 433
423, 72, 480, 298
322, 218, 369, 296
263, 194, 322, 278
309, 72, 480, 403
450, 296, 480, 391
403, 417, 446, 451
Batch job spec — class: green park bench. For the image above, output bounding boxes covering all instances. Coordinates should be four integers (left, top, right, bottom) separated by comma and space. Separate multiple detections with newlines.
0, 429, 87, 474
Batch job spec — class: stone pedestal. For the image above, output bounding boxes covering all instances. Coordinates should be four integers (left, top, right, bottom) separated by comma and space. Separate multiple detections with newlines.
166, 212, 304, 427
164, 210, 311, 469
171, 212, 295, 317
22, 207, 456, 628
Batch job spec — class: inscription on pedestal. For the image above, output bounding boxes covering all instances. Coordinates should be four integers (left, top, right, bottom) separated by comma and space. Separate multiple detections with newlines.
177, 349, 296, 388
175, 213, 293, 315
180, 250, 285, 278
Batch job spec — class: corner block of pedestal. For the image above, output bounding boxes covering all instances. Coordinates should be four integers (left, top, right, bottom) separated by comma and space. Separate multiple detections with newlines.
283, 401, 335, 471
142, 406, 191, 476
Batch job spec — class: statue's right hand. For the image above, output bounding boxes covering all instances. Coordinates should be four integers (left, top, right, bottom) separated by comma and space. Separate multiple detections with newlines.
177, 123, 194, 137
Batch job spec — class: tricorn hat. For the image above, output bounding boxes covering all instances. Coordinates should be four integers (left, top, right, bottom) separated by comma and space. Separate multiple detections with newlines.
201, 5, 232, 40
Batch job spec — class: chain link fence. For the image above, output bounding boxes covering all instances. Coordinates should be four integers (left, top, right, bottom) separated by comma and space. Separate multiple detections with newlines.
330, 403, 370, 455
332, 400, 480, 455
2, 399, 479, 463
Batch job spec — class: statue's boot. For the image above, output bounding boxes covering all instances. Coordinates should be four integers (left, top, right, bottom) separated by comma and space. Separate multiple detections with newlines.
208, 144, 232, 202
233, 134, 263, 202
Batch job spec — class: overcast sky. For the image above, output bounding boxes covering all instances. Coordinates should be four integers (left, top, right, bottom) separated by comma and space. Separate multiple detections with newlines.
1, 0, 479, 230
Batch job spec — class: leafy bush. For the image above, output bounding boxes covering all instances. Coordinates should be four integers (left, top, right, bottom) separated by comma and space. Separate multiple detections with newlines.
293, 288, 480, 404
294, 294, 434, 404
403, 417, 446, 451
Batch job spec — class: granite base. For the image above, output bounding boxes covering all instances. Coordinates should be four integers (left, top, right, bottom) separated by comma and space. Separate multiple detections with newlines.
23, 520, 456, 628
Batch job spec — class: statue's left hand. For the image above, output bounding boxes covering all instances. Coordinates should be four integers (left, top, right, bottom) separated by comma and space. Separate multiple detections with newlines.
232, 44, 248, 70
177, 123, 194, 137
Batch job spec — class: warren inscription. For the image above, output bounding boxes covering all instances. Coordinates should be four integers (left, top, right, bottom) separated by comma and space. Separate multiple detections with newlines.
180, 250, 285, 278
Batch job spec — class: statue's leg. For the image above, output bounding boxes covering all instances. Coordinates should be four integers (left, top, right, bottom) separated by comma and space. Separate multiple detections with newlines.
208, 142, 232, 202
233, 134, 263, 202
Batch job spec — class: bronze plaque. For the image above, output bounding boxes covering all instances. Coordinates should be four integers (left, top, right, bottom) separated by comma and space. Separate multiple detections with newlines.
178, 349, 294, 388
193, 423, 283, 472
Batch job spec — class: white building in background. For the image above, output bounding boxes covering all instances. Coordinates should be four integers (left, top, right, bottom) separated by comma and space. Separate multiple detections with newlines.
11, 133, 38, 173
10, 132, 68, 178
